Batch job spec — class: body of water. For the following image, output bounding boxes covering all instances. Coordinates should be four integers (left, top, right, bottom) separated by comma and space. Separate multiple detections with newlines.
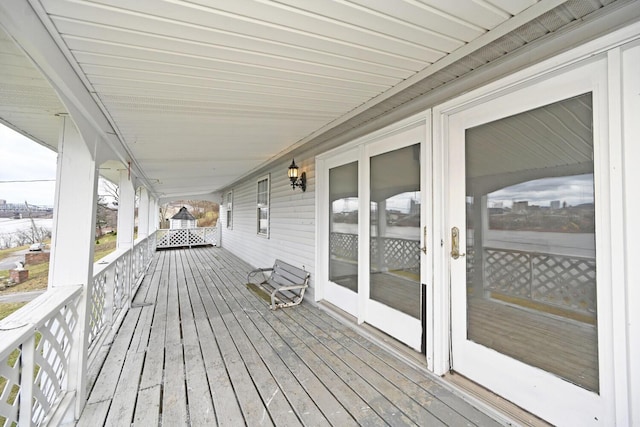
332, 222, 419, 240
0, 218, 53, 247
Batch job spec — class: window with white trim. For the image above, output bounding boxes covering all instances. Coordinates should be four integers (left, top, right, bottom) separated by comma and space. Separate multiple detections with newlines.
226, 190, 232, 229
257, 176, 270, 237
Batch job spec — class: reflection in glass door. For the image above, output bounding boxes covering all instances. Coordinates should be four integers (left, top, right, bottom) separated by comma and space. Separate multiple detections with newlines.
329, 162, 359, 292
448, 74, 607, 424
321, 122, 427, 351
366, 138, 424, 351
370, 144, 421, 319
464, 93, 598, 392
324, 156, 360, 315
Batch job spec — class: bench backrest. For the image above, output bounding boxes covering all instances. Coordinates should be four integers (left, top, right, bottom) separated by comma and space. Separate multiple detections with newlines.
270, 259, 310, 288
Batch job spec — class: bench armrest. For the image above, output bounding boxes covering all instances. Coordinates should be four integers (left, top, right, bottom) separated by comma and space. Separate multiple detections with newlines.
247, 267, 274, 284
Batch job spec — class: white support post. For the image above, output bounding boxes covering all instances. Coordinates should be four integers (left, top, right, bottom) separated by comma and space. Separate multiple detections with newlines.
116, 169, 135, 302
148, 197, 158, 234
117, 170, 135, 250
48, 115, 99, 419
138, 187, 149, 239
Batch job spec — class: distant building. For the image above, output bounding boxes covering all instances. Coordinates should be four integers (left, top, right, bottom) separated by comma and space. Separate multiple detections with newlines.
409, 199, 420, 215
550, 200, 561, 210
513, 201, 529, 213
169, 206, 197, 229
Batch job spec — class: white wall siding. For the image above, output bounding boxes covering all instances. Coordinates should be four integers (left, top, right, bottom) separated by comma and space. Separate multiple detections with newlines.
221, 158, 317, 300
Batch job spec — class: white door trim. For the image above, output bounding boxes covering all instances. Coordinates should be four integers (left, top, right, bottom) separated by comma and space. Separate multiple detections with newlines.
424, 23, 640, 425
316, 112, 431, 350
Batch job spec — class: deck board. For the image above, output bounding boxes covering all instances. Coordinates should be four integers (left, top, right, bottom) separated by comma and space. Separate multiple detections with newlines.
163, 251, 189, 425
177, 251, 217, 426
78, 246, 502, 426
187, 249, 342, 427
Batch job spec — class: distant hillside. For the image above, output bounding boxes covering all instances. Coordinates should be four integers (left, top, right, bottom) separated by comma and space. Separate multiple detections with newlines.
161, 200, 219, 228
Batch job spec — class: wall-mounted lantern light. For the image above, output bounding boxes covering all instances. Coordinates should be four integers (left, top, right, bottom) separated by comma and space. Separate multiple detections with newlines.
287, 159, 306, 192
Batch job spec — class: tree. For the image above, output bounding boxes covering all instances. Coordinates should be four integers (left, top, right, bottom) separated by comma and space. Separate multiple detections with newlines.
159, 203, 169, 229
99, 178, 119, 206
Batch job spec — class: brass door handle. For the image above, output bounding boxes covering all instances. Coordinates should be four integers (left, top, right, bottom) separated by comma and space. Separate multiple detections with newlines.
451, 227, 465, 259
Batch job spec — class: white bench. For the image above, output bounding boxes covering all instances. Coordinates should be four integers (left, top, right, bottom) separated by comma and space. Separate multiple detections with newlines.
247, 259, 310, 310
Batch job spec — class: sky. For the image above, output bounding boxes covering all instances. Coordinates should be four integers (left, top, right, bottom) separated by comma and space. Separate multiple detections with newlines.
488, 174, 595, 208
0, 124, 58, 206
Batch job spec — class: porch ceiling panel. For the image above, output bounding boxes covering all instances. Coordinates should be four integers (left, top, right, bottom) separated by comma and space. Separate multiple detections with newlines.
0, 0, 629, 199
29, 0, 538, 197
0, 27, 64, 151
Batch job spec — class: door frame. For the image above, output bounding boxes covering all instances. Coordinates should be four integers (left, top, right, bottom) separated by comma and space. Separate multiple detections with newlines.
316, 111, 432, 352
450, 56, 609, 425
316, 147, 360, 316
431, 24, 640, 425
363, 125, 428, 351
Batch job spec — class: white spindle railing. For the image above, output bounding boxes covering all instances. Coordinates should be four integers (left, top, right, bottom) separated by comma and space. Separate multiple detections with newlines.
0, 286, 82, 427
0, 232, 157, 426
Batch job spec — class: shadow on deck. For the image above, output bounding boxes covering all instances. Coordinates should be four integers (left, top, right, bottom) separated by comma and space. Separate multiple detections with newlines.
77, 247, 500, 426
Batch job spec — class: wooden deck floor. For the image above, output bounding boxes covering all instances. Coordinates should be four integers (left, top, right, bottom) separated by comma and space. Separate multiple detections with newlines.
77, 247, 501, 426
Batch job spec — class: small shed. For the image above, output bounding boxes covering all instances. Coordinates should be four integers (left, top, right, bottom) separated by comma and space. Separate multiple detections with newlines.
169, 206, 197, 229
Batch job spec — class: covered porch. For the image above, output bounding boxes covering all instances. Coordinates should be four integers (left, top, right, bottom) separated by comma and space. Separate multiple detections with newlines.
79, 246, 500, 426
1, 0, 639, 425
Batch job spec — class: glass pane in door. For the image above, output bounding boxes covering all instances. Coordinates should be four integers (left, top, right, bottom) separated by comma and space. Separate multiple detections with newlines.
465, 93, 598, 392
370, 144, 421, 318
329, 162, 358, 291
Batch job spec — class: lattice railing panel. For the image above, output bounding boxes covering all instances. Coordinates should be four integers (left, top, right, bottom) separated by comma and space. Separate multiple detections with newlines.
150, 232, 157, 252
32, 303, 78, 425
532, 255, 597, 314
330, 232, 358, 260
0, 288, 81, 427
370, 236, 420, 273
89, 270, 107, 346
133, 241, 145, 283
482, 247, 596, 316
156, 229, 169, 247
382, 237, 420, 271
0, 346, 20, 427
89, 233, 155, 355
484, 249, 531, 298
331, 233, 420, 272
189, 228, 205, 241
114, 255, 129, 316
203, 228, 217, 245
156, 228, 217, 248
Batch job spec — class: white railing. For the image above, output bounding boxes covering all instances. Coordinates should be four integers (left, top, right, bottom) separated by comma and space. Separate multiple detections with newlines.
478, 247, 597, 317
0, 286, 82, 426
156, 226, 217, 249
89, 233, 156, 352
0, 232, 157, 426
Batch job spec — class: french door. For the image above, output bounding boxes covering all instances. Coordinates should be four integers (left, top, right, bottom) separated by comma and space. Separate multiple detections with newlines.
364, 127, 425, 350
321, 120, 429, 351
447, 58, 612, 425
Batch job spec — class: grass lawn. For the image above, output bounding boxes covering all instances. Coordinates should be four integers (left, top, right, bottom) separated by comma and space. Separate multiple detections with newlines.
0, 233, 118, 296
0, 244, 29, 259
0, 301, 27, 321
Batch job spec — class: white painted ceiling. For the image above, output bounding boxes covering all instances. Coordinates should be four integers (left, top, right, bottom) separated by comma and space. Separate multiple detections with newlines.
0, 0, 625, 200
